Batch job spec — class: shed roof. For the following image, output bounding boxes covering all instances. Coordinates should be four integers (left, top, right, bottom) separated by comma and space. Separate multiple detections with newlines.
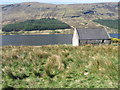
76, 28, 110, 40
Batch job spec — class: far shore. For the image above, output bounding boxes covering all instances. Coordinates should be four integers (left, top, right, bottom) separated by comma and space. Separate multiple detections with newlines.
0, 29, 73, 35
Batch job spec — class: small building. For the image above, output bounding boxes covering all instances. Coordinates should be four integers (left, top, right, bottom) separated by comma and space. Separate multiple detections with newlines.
72, 28, 111, 46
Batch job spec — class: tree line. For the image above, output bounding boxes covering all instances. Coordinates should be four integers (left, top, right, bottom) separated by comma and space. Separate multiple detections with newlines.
2, 18, 71, 32
93, 19, 119, 32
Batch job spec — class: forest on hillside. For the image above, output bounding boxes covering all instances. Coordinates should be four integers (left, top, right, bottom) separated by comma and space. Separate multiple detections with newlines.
2, 18, 71, 32
93, 19, 119, 32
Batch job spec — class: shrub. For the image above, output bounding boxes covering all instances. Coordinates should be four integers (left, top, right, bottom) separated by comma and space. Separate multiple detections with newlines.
111, 38, 120, 42
45, 55, 64, 78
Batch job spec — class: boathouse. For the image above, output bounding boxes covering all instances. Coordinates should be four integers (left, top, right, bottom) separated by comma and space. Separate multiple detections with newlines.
72, 28, 111, 46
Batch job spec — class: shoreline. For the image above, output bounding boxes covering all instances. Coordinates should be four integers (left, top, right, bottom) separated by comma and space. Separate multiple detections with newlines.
1, 29, 73, 35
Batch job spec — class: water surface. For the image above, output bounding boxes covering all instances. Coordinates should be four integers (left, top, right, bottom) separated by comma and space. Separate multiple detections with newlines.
1, 34, 73, 46
1, 33, 119, 46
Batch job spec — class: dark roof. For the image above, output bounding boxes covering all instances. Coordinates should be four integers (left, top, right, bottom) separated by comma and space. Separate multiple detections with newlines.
76, 28, 110, 40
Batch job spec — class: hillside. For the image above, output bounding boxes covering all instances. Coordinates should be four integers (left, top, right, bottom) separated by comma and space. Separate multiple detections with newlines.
1, 2, 119, 33
2, 18, 70, 32
93, 19, 119, 32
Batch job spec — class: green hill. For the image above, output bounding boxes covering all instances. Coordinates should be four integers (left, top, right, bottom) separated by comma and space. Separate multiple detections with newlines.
93, 19, 119, 32
1, 2, 118, 33
2, 18, 71, 32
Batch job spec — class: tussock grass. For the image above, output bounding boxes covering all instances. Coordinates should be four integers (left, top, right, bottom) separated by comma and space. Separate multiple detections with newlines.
2, 45, 118, 88
45, 55, 64, 78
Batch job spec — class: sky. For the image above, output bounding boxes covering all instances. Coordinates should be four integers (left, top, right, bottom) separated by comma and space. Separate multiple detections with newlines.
0, 0, 119, 5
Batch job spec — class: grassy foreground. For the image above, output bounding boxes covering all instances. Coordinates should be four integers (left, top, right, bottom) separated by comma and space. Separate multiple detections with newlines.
2, 45, 118, 88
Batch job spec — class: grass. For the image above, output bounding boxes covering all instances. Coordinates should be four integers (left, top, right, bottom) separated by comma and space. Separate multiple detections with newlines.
2, 45, 118, 88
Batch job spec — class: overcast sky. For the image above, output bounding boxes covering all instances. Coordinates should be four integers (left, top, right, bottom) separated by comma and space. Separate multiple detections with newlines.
0, 0, 119, 5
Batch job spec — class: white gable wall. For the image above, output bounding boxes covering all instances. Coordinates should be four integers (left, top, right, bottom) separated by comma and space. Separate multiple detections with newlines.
72, 28, 79, 46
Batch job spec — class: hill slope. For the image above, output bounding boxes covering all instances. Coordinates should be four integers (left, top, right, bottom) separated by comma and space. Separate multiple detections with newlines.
2, 18, 70, 32
93, 19, 119, 32
1, 2, 119, 32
